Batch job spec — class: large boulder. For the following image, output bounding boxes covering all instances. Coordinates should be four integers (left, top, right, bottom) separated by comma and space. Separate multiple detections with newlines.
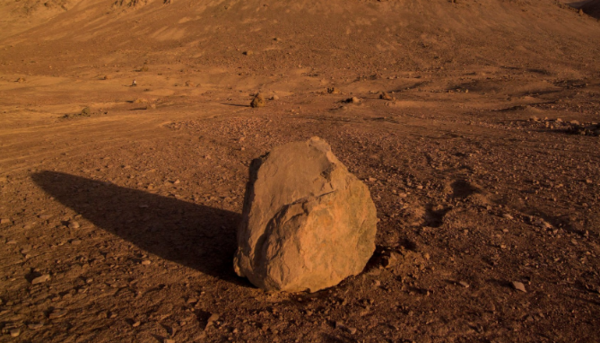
233, 137, 377, 292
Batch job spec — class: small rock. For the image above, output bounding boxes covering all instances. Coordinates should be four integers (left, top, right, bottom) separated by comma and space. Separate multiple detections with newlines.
379, 92, 393, 101
534, 218, 552, 229
0, 218, 10, 225
243, 50, 253, 56
70, 239, 81, 245
458, 281, 469, 288
164, 339, 175, 343
68, 220, 80, 229
10, 328, 20, 337
502, 213, 514, 220
132, 80, 137, 86
585, 179, 593, 184
141, 260, 152, 265
336, 322, 357, 334
271, 95, 279, 101
250, 94, 266, 108
103, 75, 110, 80
132, 321, 141, 327
327, 87, 340, 94
348, 97, 360, 104
382, 252, 399, 268
81, 107, 91, 116
49, 309, 67, 319
512, 281, 527, 293
16, 78, 25, 83
28, 322, 44, 330
205, 313, 219, 329
31, 274, 51, 285
570, 120, 580, 125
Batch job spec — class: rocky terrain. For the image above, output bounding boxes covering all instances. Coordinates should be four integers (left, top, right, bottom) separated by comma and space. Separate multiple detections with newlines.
0, 0, 599, 342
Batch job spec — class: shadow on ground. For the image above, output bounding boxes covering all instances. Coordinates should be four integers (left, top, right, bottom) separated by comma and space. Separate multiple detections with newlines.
32, 171, 247, 285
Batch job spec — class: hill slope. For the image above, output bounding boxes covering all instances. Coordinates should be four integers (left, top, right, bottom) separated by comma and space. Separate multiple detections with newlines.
1, 0, 599, 77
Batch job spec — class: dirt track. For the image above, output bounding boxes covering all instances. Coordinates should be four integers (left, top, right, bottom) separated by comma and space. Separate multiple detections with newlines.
1, 0, 600, 342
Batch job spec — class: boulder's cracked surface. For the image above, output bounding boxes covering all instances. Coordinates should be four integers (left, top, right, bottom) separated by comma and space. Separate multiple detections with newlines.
234, 137, 377, 292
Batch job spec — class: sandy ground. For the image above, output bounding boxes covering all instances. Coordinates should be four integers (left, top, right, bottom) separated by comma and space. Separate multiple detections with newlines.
1, 0, 600, 342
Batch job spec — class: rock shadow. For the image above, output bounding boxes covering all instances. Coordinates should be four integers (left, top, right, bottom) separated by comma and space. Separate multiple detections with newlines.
451, 179, 480, 198
32, 171, 245, 285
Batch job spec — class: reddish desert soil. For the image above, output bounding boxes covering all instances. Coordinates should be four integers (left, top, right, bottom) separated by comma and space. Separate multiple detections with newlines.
1, 0, 600, 342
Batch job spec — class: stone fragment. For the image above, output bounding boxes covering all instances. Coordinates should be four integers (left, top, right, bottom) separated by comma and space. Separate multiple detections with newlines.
336, 322, 357, 334
31, 274, 51, 285
205, 313, 219, 329
234, 137, 377, 292
49, 309, 67, 319
250, 94, 266, 108
28, 322, 44, 330
382, 252, 399, 268
379, 92, 393, 100
512, 281, 527, 293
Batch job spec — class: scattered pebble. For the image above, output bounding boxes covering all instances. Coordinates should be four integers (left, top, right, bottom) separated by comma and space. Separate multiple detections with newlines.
512, 281, 527, 293
251, 94, 266, 108
379, 92, 393, 100
336, 321, 357, 334
49, 309, 67, 319
31, 274, 51, 285
205, 313, 220, 329
28, 322, 44, 330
